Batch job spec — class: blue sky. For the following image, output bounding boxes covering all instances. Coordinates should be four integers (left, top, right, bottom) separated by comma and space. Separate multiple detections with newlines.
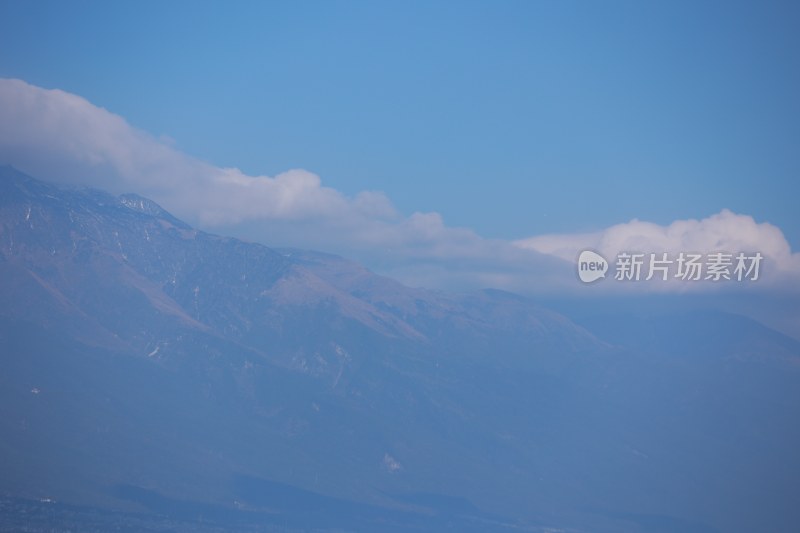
2, 0, 798, 245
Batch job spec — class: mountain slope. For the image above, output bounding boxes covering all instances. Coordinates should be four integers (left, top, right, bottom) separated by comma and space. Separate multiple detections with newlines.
1, 166, 800, 533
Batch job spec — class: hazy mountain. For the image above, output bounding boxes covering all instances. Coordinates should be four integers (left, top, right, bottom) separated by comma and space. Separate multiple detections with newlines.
1, 166, 799, 532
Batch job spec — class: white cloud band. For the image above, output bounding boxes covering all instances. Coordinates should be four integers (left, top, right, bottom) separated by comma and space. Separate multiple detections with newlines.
1, 77, 798, 297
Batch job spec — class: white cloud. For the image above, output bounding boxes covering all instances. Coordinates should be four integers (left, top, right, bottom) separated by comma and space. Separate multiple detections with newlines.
0, 78, 395, 227
515, 210, 800, 290
0, 77, 567, 290
1, 78, 798, 298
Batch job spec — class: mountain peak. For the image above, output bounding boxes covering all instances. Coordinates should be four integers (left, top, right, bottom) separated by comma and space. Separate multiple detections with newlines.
119, 193, 168, 217
118, 193, 189, 228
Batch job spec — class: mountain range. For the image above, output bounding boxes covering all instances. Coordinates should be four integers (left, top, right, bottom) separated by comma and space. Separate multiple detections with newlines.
1, 165, 799, 532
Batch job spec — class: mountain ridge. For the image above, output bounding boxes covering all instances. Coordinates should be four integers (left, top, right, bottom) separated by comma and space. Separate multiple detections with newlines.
0, 165, 602, 365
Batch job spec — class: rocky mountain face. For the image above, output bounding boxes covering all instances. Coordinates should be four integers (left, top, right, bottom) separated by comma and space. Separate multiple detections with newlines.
1, 165, 799, 532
